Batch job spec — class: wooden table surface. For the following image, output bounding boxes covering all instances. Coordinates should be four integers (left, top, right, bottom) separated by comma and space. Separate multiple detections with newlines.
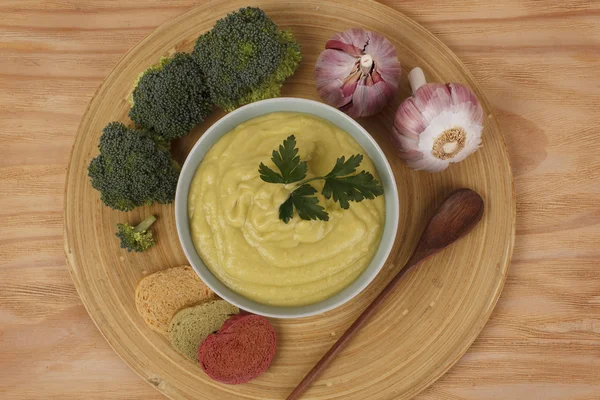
1, 1, 599, 399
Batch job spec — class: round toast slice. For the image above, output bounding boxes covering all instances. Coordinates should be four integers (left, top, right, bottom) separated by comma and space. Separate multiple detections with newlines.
199, 315, 276, 384
135, 266, 214, 334
170, 300, 239, 361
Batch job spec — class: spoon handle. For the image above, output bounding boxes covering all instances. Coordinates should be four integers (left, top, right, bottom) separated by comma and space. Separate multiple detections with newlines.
285, 256, 425, 400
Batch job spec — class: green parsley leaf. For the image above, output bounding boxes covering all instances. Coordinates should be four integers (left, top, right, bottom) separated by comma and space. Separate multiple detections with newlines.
322, 171, 384, 209
258, 135, 307, 184
278, 195, 295, 223
325, 154, 363, 178
279, 184, 329, 223
258, 163, 285, 183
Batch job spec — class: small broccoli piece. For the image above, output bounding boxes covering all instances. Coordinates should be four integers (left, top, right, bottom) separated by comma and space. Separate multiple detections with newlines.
88, 122, 180, 211
193, 7, 302, 111
116, 215, 157, 252
129, 53, 213, 140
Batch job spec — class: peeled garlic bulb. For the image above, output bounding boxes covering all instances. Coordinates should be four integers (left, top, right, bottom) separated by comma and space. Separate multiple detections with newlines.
392, 67, 484, 172
315, 28, 401, 118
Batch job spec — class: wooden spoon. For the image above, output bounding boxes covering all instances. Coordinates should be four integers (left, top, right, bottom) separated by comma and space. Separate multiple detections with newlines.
286, 188, 484, 400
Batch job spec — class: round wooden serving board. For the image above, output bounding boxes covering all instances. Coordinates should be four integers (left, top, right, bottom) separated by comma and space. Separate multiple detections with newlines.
64, 0, 515, 399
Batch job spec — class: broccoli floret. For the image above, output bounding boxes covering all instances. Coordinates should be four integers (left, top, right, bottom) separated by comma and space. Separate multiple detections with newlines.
193, 7, 301, 111
129, 53, 212, 140
116, 215, 157, 252
88, 122, 180, 211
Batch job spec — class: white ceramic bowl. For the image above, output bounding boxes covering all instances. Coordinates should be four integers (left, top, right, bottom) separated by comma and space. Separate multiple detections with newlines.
175, 98, 399, 318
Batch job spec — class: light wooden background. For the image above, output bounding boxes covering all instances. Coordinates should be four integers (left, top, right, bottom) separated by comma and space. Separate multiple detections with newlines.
1, 1, 599, 399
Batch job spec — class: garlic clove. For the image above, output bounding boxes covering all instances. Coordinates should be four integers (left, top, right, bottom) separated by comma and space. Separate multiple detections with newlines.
344, 76, 397, 117
414, 84, 453, 123
393, 96, 427, 138
326, 28, 370, 56
341, 68, 361, 97
326, 40, 363, 57
449, 83, 484, 125
365, 32, 400, 84
391, 128, 421, 160
392, 67, 484, 173
315, 28, 401, 118
315, 49, 356, 108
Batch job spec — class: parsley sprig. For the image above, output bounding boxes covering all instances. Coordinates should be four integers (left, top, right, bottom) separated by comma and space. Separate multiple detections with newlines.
258, 135, 307, 184
258, 135, 384, 223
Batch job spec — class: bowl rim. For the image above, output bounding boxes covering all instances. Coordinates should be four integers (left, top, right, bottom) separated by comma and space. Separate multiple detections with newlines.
175, 97, 399, 318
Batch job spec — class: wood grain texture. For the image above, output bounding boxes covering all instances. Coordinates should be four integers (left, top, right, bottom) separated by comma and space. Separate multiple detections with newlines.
62, 1, 514, 398
0, 0, 598, 399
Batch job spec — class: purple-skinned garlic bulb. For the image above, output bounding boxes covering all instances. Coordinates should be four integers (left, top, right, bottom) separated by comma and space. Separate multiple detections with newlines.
315, 28, 401, 118
392, 67, 484, 172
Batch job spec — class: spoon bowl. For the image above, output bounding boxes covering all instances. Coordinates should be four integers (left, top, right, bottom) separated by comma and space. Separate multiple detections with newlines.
407, 188, 484, 265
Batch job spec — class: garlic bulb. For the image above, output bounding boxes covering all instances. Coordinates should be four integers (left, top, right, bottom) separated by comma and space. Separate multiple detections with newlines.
392, 67, 483, 172
315, 28, 401, 118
